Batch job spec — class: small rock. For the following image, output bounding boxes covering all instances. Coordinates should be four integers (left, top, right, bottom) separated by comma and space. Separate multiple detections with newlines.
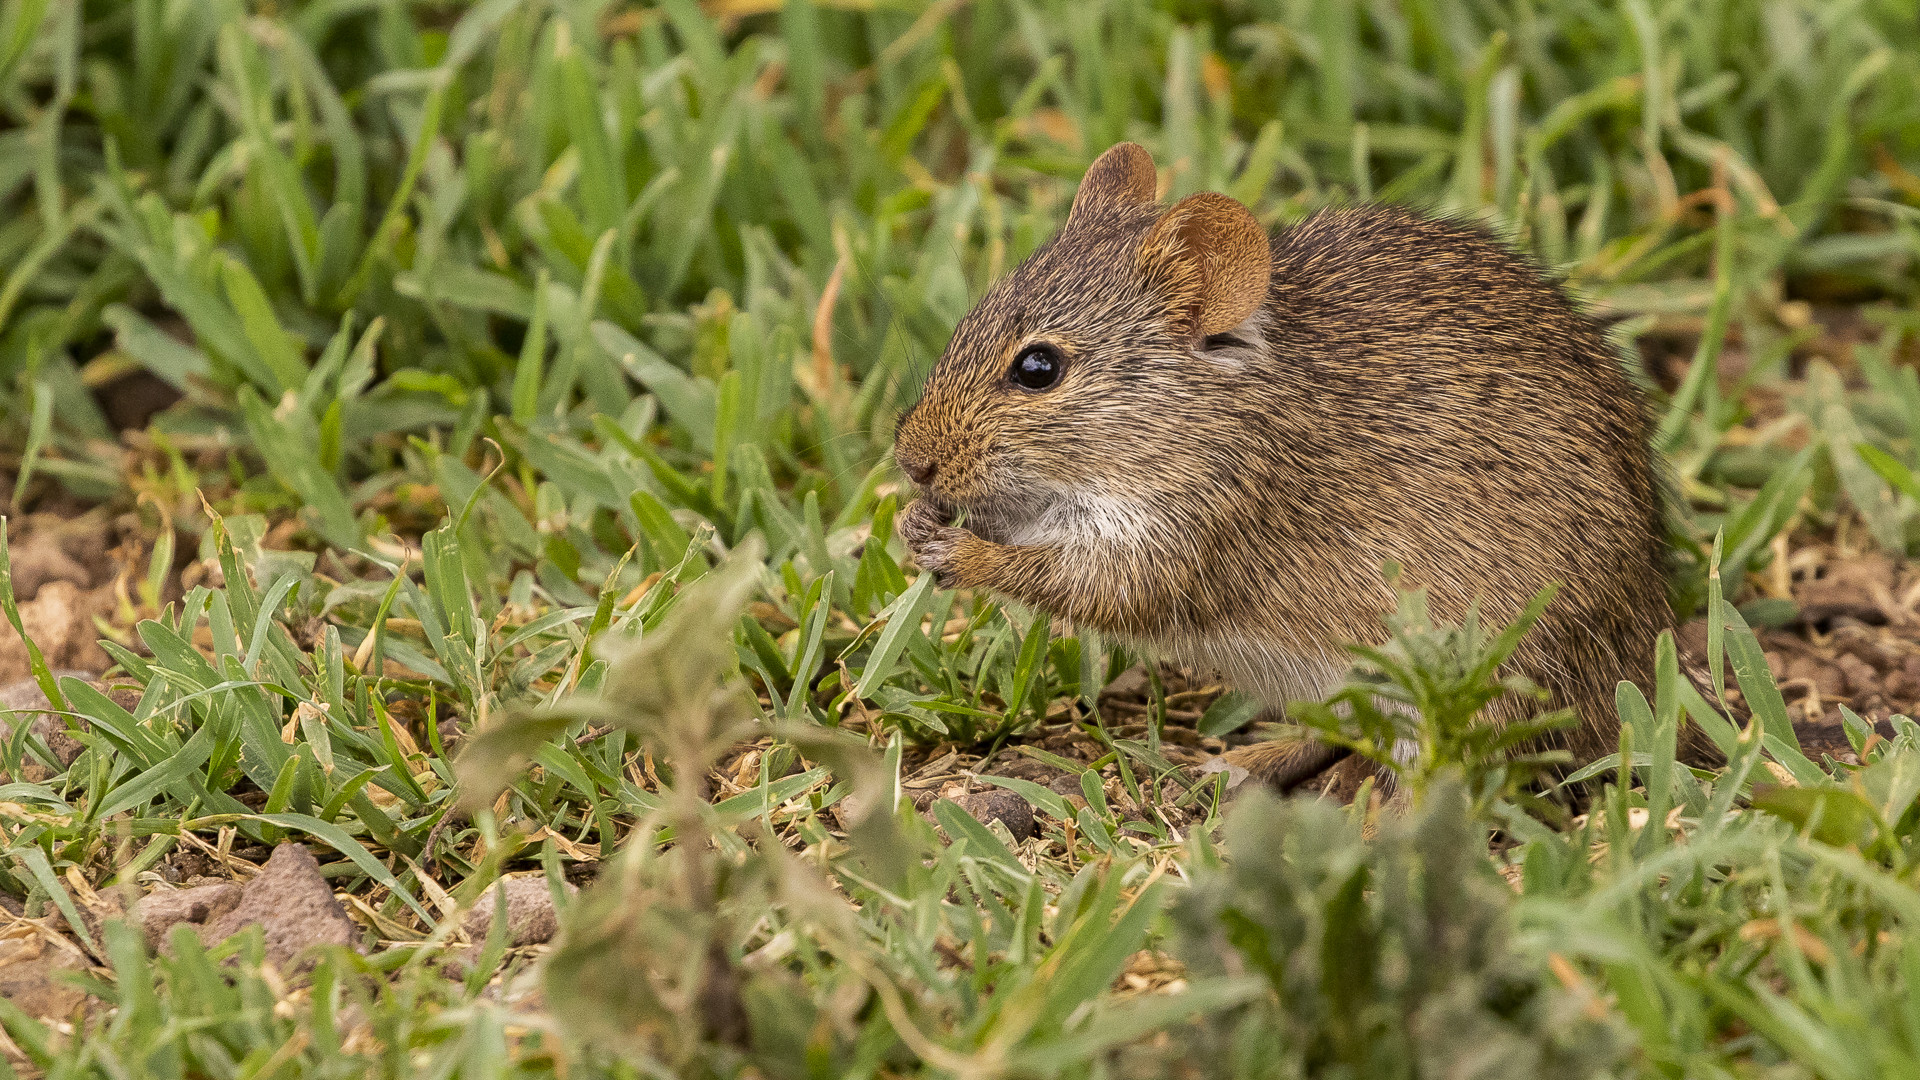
464, 875, 575, 948
2, 580, 114, 683
830, 788, 876, 832
1885, 670, 1917, 704
3, 529, 93, 602
1834, 632, 1895, 673
132, 882, 243, 951
1835, 653, 1880, 698
78, 886, 129, 950
952, 790, 1035, 840
201, 843, 361, 971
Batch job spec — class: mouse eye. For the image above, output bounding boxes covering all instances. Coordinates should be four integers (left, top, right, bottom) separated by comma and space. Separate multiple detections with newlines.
1008, 344, 1064, 391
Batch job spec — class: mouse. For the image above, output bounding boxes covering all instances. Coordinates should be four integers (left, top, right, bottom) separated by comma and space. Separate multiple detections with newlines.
893, 142, 1713, 789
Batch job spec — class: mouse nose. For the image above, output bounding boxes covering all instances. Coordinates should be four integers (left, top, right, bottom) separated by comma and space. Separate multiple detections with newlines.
899, 453, 936, 487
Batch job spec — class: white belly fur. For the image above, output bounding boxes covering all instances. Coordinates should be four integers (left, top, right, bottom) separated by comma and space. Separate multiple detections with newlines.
1147, 632, 1348, 709
1008, 491, 1352, 707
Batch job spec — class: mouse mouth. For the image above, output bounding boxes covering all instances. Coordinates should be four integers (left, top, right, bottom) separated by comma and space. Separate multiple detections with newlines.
953, 493, 1055, 546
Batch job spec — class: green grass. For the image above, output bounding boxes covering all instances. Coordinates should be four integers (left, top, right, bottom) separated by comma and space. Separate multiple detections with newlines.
1, 0, 1919, 1076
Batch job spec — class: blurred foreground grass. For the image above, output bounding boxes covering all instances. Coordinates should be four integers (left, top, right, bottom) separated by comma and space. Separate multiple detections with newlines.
2, 0, 1920, 1076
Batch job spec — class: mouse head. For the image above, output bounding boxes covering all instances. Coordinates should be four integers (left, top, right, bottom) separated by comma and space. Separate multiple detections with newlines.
893, 143, 1272, 538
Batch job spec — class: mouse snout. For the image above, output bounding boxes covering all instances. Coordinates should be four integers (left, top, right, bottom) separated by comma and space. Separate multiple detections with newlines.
897, 451, 937, 487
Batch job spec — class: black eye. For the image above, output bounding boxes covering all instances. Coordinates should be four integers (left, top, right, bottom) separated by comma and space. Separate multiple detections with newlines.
1009, 344, 1064, 391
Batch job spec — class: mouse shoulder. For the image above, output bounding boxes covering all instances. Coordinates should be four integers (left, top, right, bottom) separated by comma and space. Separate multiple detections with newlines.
1270, 205, 1538, 284
1265, 205, 1597, 339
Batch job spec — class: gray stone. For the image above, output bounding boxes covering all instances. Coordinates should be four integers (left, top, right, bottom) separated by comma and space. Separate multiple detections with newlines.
131, 882, 243, 951
464, 875, 575, 948
201, 843, 361, 971
953, 789, 1036, 840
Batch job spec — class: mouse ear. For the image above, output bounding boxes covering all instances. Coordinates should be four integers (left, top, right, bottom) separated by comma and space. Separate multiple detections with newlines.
1067, 143, 1159, 225
1137, 192, 1271, 342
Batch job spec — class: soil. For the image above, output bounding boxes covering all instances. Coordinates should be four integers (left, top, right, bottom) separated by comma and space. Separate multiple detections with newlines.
1745, 543, 1920, 753
0, 922, 94, 1031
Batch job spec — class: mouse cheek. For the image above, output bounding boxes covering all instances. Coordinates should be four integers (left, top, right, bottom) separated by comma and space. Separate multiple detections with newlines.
931, 455, 975, 503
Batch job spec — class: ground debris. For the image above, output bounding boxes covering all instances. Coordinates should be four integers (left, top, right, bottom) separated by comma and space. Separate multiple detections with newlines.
1739, 541, 1920, 756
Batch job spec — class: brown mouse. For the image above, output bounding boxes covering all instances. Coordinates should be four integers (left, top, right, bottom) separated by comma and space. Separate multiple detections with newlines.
893, 142, 1710, 789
